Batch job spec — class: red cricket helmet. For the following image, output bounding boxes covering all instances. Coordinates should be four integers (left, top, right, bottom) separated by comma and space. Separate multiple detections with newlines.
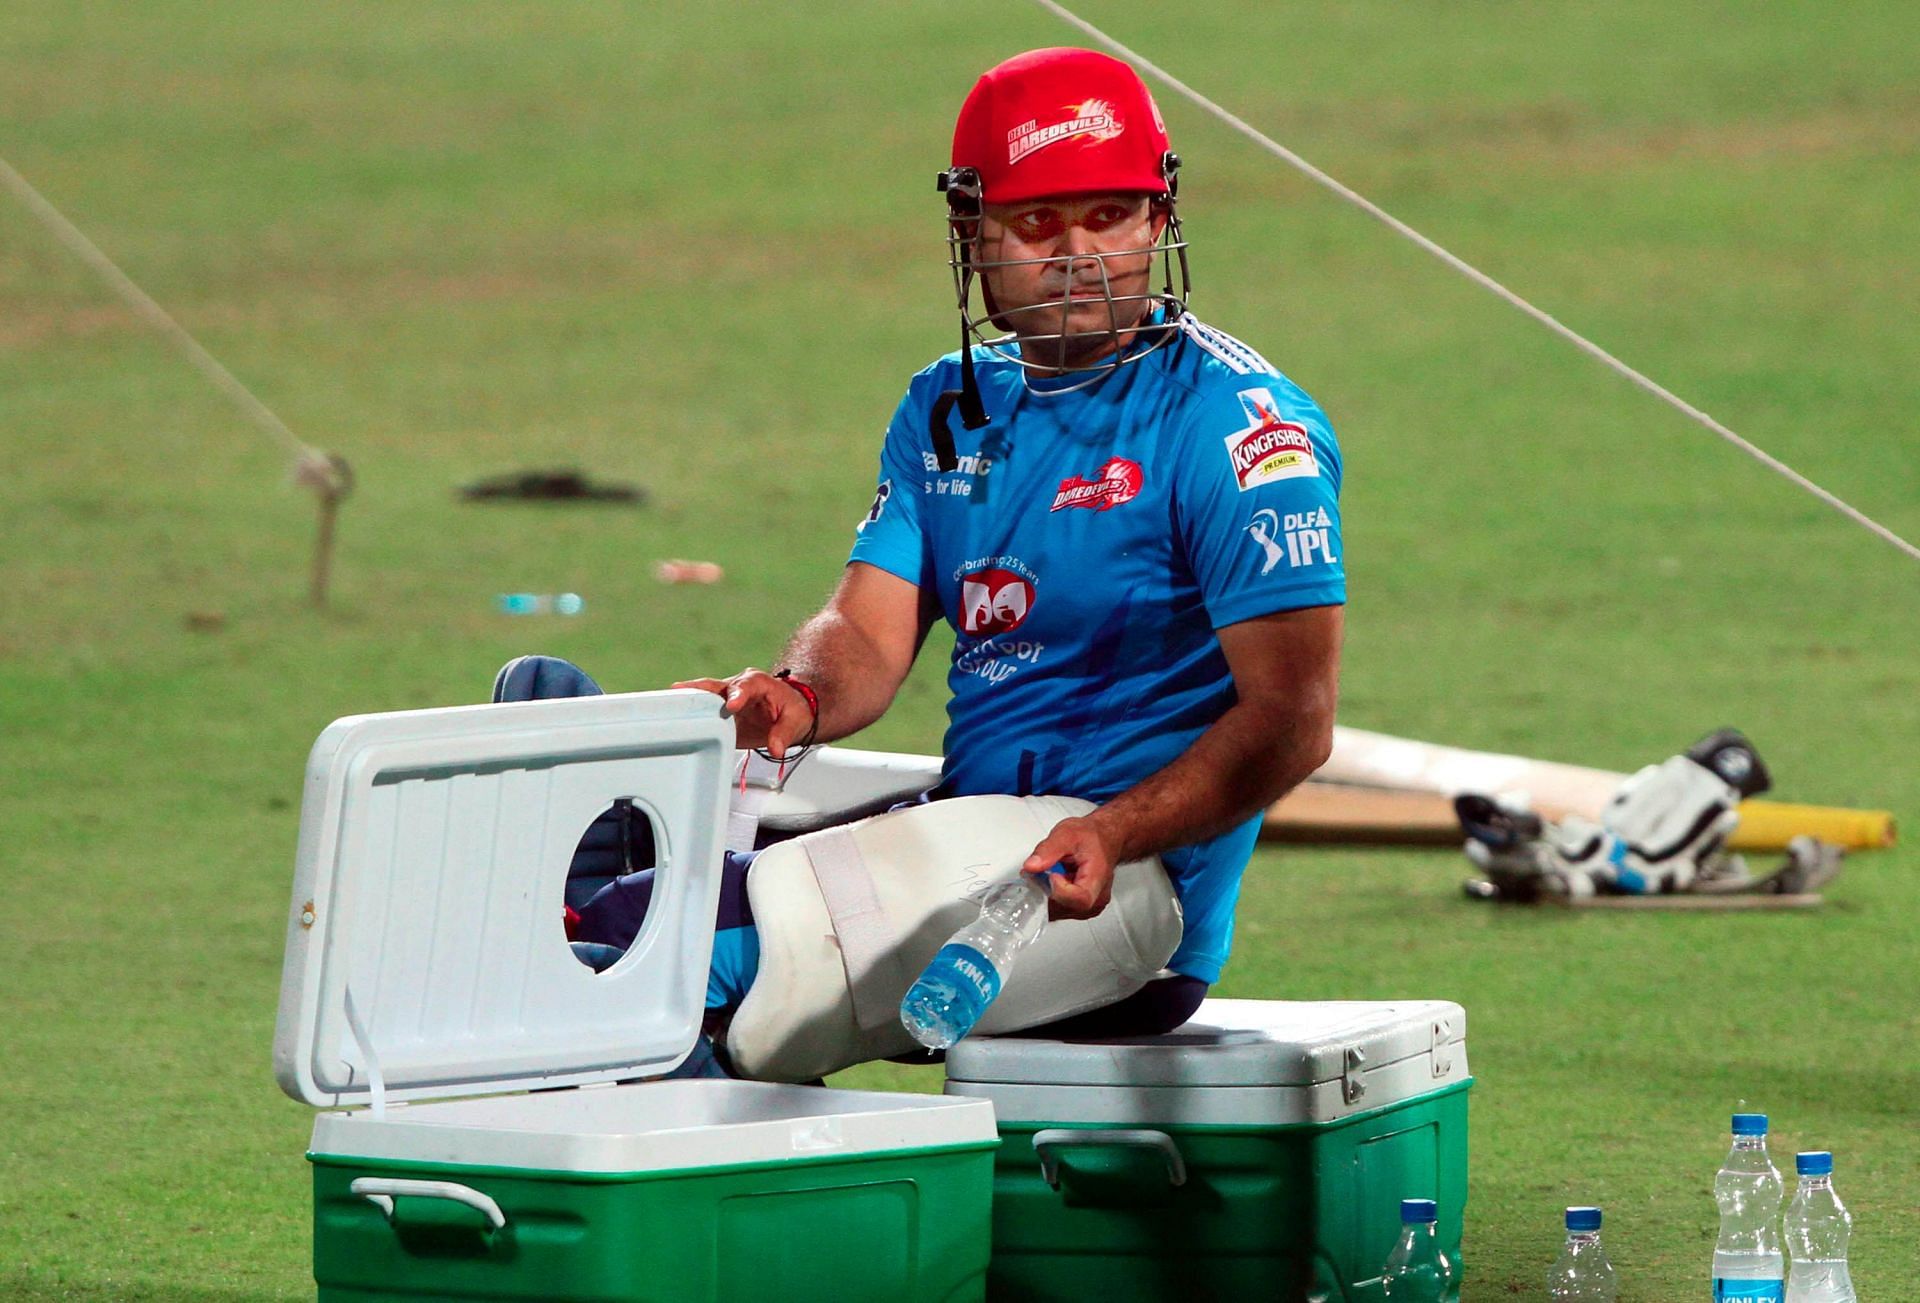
950, 47, 1174, 204
928, 49, 1192, 469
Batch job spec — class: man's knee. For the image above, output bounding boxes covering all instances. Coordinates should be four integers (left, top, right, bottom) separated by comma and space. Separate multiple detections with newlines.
491, 654, 604, 703
575, 869, 657, 948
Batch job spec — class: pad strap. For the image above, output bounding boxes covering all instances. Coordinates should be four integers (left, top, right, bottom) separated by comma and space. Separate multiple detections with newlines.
727, 751, 786, 854
803, 827, 911, 1033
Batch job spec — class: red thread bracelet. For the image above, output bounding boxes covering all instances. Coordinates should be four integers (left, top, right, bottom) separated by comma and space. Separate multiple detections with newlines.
773, 669, 819, 724
767, 669, 821, 781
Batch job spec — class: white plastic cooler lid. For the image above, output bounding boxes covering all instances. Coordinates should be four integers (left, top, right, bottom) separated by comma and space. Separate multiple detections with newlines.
944, 998, 1470, 1126
272, 691, 735, 1108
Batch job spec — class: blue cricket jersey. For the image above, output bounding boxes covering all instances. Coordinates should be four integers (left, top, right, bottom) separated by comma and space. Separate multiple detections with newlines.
848, 313, 1346, 983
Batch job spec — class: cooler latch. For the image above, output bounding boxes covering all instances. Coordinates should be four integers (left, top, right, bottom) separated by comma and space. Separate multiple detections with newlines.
1341, 1046, 1366, 1104
1431, 1017, 1455, 1078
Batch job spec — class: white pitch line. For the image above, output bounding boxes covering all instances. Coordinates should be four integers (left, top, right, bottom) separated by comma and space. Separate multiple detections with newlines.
1028, 0, 1920, 566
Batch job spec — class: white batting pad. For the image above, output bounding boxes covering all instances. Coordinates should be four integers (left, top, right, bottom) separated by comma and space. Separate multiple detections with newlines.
727, 794, 1182, 1083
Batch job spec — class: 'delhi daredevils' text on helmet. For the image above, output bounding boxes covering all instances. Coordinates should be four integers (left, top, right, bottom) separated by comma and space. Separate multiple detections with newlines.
928, 47, 1190, 469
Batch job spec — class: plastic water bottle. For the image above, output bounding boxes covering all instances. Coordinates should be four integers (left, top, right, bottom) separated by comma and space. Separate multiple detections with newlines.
1380, 1198, 1458, 1301
900, 876, 1049, 1049
1547, 1206, 1618, 1301
495, 592, 584, 615
1714, 1112, 1786, 1300
1783, 1152, 1855, 1303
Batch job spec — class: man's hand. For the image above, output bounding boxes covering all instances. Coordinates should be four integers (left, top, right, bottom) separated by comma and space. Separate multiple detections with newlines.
672, 669, 815, 759
1023, 814, 1124, 920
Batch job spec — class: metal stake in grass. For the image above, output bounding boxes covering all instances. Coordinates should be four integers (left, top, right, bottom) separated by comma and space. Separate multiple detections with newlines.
295, 452, 354, 609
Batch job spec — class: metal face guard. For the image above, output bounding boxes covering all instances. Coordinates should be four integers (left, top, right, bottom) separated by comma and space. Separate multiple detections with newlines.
945, 217, 1190, 393
938, 158, 1191, 396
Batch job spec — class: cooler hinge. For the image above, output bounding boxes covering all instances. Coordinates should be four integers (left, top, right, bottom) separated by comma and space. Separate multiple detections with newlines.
1431, 1016, 1455, 1078
1341, 1046, 1366, 1104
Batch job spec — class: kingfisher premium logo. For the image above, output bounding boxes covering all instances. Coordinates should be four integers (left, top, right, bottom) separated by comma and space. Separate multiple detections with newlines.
1006, 99, 1123, 165
1051, 456, 1143, 512
1224, 388, 1318, 491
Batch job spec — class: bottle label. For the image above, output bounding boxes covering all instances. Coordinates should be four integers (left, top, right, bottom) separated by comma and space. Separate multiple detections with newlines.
1713, 1281, 1784, 1301
934, 943, 1002, 1006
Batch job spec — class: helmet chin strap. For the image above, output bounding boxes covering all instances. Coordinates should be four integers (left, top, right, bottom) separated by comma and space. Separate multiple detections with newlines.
926, 338, 991, 476
931, 167, 993, 473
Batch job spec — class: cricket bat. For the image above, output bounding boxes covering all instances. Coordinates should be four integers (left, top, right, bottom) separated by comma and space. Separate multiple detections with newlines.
1261, 727, 1895, 852
1262, 782, 1458, 845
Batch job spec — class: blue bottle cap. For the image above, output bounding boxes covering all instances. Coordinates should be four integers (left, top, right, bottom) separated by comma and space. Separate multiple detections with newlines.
1796, 1151, 1833, 1176
1400, 1198, 1438, 1224
1731, 1113, 1768, 1136
1565, 1206, 1603, 1232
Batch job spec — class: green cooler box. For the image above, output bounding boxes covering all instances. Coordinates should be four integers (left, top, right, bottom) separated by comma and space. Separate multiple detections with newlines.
273, 691, 998, 1302
944, 998, 1471, 1302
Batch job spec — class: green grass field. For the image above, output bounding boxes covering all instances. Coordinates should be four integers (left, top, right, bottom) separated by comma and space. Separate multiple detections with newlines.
3, 2, 1916, 1298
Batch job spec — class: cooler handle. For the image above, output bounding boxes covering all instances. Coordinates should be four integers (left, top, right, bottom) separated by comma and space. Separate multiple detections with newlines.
1032, 1128, 1187, 1189
350, 1177, 507, 1231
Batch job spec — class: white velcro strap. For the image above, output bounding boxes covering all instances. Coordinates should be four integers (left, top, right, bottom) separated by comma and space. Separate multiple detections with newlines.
726, 788, 770, 856
725, 750, 786, 854
803, 827, 910, 1033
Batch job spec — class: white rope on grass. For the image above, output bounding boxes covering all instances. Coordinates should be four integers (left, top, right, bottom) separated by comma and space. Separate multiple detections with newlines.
0, 152, 329, 475
1028, 0, 1920, 567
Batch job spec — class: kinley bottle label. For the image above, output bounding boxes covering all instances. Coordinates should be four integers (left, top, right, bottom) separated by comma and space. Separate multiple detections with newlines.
936, 944, 1002, 1005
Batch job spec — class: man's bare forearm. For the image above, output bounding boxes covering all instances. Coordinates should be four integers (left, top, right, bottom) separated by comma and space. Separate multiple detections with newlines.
776, 606, 913, 743
1089, 695, 1334, 864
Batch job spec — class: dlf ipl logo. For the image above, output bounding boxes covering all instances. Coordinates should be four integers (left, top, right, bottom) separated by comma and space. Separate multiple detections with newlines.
1246, 507, 1338, 576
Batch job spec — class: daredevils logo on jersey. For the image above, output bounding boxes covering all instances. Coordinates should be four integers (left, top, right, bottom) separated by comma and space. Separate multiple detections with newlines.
1224, 388, 1318, 490
959, 567, 1036, 635
1050, 456, 1143, 512
1005, 99, 1124, 166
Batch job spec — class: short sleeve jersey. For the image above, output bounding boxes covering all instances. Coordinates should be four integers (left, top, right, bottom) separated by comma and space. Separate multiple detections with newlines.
848, 313, 1345, 983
